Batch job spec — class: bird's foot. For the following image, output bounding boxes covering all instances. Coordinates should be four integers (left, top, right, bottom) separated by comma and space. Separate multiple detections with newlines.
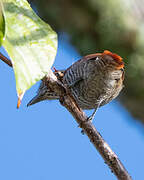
87, 115, 94, 122
80, 117, 93, 135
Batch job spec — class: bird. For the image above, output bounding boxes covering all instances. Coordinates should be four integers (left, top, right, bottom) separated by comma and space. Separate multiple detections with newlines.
27, 50, 125, 121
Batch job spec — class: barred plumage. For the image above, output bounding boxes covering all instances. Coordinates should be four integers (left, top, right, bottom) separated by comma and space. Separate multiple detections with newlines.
27, 50, 124, 113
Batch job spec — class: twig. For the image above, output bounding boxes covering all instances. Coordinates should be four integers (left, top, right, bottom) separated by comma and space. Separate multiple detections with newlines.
0, 52, 13, 67
0, 53, 132, 179
61, 95, 132, 180
45, 71, 132, 180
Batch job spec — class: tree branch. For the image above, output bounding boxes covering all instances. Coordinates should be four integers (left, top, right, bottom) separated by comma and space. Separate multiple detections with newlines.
0, 52, 13, 67
45, 71, 132, 180
0, 52, 132, 179
61, 95, 131, 180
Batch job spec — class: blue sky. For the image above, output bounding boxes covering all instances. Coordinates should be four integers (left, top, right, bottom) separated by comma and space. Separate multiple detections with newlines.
0, 33, 144, 180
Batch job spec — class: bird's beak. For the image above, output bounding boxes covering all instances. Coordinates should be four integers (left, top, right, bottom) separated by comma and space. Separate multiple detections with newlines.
27, 93, 44, 107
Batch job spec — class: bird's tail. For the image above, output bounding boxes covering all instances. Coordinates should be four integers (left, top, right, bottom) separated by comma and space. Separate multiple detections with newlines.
27, 69, 65, 106
27, 91, 59, 107
27, 79, 59, 107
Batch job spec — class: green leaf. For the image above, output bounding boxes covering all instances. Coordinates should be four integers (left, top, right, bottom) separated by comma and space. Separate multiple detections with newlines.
2, 0, 57, 107
0, 2, 5, 45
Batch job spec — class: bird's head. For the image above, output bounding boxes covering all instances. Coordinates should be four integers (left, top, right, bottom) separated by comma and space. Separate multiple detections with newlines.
99, 50, 125, 81
101, 50, 124, 70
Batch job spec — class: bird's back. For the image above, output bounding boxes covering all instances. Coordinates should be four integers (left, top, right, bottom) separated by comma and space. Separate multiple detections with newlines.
63, 54, 124, 109
27, 50, 124, 109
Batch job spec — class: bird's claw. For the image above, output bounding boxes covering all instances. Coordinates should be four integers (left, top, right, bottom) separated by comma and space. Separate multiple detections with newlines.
79, 117, 92, 135
87, 115, 93, 122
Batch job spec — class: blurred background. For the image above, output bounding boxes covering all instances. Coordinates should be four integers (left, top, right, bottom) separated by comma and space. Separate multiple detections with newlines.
29, 0, 144, 122
0, 0, 144, 179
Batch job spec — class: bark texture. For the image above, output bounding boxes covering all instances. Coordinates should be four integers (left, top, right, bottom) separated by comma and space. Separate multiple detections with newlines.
45, 70, 132, 180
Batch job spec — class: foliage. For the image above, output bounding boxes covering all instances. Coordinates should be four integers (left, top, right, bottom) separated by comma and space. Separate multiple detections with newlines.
0, 0, 57, 106
0, 2, 5, 45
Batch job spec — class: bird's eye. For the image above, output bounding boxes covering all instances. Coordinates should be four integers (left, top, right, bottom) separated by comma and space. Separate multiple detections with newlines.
120, 68, 124, 72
